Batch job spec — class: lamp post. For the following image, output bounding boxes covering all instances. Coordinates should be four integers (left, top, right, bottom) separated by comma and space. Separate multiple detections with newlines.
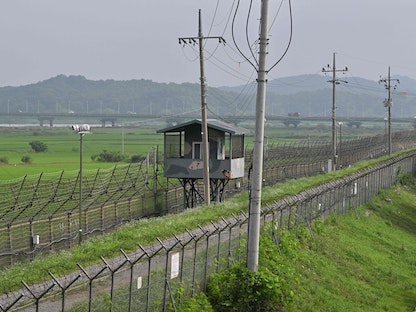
72, 124, 91, 245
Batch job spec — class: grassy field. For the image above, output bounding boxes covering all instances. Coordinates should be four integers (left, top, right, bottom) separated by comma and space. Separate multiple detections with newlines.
0, 126, 163, 180
0, 121, 393, 181
283, 185, 416, 311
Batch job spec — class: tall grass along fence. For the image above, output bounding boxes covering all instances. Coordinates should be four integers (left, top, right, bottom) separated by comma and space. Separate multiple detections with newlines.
1, 143, 415, 311
0, 130, 415, 268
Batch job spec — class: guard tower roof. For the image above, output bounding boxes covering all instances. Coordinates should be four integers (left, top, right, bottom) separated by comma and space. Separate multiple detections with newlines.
157, 119, 248, 135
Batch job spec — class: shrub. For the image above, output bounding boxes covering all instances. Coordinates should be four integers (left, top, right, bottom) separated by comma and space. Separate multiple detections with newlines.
0, 156, 8, 164
21, 155, 32, 163
206, 264, 286, 312
169, 293, 214, 312
91, 150, 126, 162
167, 285, 213, 312
29, 141, 48, 152
130, 154, 146, 163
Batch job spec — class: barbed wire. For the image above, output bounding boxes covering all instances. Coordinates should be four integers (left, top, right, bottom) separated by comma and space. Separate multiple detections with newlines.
0, 130, 415, 267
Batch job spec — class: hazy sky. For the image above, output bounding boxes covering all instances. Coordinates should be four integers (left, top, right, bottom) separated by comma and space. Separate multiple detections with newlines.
0, 0, 414, 88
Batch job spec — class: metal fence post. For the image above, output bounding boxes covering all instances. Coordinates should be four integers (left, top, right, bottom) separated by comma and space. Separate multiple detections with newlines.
77, 263, 108, 312
22, 281, 54, 312
49, 271, 81, 312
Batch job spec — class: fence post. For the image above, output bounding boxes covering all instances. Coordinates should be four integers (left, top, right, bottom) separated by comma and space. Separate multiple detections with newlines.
153, 146, 158, 211
29, 219, 35, 261
156, 236, 181, 312
196, 225, 211, 291
49, 271, 81, 312
100, 255, 128, 312
7, 224, 12, 267
48, 216, 53, 253
67, 212, 72, 249
0, 294, 23, 312
134, 245, 152, 312
22, 281, 55, 312
77, 263, 107, 312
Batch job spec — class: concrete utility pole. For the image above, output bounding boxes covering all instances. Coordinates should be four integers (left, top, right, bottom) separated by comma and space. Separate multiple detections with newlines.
179, 10, 225, 206
322, 52, 348, 172
379, 67, 399, 155
247, 0, 270, 272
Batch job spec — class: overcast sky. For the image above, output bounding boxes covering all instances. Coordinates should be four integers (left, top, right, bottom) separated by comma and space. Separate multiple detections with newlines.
0, 0, 414, 88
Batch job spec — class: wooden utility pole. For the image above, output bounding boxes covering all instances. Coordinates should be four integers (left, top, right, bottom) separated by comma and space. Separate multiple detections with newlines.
322, 53, 348, 172
179, 10, 225, 206
379, 67, 399, 155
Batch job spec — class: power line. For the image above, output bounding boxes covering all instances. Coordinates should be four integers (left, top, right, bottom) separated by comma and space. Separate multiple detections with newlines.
204, 0, 236, 62
267, 0, 293, 72
245, 0, 259, 69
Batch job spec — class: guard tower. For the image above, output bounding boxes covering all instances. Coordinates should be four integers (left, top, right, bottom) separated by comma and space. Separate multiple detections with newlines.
157, 119, 247, 208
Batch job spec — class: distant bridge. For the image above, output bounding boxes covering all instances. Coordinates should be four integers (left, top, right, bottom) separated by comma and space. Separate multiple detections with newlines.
0, 112, 414, 127
1, 112, 167, 127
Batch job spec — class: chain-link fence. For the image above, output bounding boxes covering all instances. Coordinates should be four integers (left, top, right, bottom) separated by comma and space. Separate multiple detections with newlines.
1, 144, 415, 311
0, 131, 415, 268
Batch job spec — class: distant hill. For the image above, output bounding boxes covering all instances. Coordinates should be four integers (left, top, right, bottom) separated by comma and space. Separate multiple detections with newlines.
222, 73, 416, 118
0, 74, 415, 119
221, 74, 330, 95
0, 75, 241, 117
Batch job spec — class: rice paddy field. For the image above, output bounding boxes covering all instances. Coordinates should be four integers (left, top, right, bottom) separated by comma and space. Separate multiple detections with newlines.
0, 119, 397, 181
0, 125, 164, 180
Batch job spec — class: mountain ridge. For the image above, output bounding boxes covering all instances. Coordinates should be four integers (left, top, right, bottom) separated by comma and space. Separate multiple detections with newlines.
0, 74, 415, 119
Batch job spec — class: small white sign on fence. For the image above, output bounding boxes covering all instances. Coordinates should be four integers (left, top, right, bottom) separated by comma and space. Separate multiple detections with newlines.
171, 252, 180, 279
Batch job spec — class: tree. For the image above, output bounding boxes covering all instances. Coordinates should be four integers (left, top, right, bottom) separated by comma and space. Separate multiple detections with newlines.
29, 141, 48, 152
21, 155, 32, 163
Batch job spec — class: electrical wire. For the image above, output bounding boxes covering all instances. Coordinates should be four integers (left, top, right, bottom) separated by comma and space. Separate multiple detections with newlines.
180, 42, 199, 63
231, 0, 257, 70
206, 0, 221, 38
245, 0, 259, 68
204, 0, 236, 62
180, 0, 295, 120
268, 0, 286, 32
267, 69, 323, 88
203, 0, 221, 61
231, 0, 293, 74
267, 0, 293, 72
207, 79, 257, 117
219, 41, 250, 65
184, 41, 254, 83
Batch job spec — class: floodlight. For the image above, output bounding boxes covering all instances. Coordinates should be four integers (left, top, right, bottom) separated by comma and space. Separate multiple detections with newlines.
71, 124, 91, 133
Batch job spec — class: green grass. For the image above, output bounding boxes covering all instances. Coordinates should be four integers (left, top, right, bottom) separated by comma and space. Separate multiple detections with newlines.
0, 123, 393, 180
177, 180, 416, 311
283, 184, 416, 311
0, 149, 413, 296
0, 126, 163, 179
0, 125, 414, 309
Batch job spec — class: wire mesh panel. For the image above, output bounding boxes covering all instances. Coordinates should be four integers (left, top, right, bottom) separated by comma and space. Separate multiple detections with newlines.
1, 151, 415, 311
0, 132, 416, 267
